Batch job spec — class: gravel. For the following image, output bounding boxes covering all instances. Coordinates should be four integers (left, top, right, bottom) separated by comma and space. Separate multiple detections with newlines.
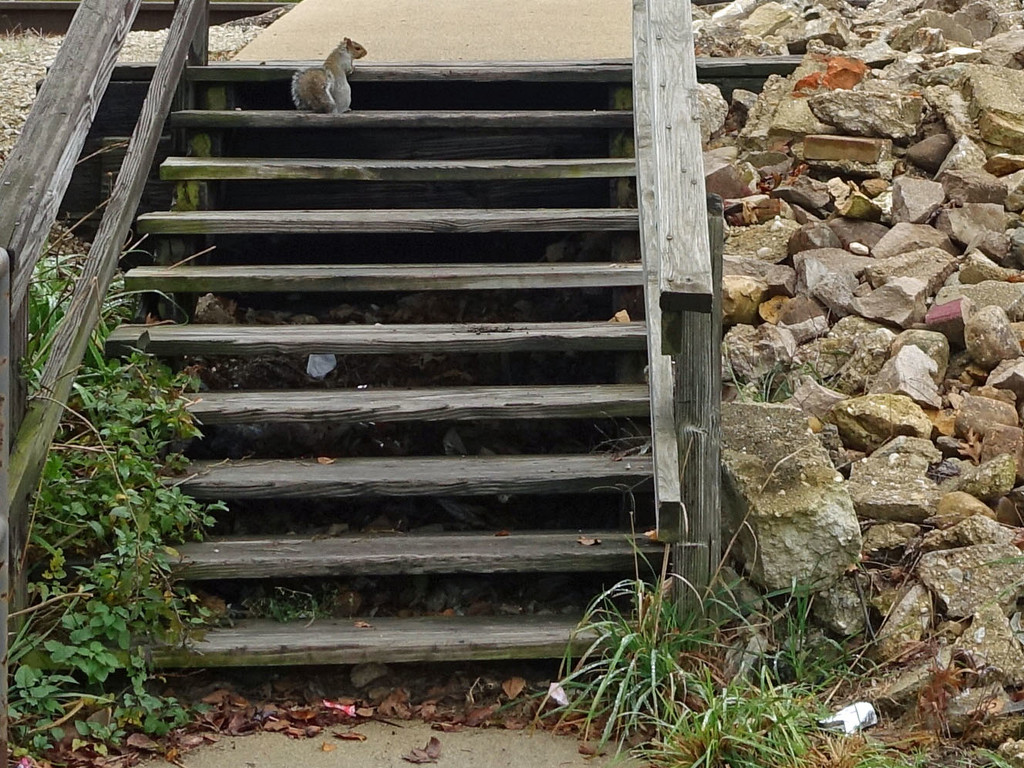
0, 19, 267, 162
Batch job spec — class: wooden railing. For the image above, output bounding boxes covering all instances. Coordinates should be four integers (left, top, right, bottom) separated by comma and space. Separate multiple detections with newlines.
0, 0, 211, 756
632, 0, 721, 610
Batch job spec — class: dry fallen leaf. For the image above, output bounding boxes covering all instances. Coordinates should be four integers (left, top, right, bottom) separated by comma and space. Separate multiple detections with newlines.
402, 737, 442, 764
609, 309, 631, 323
126, 733, 159, 751
577, 536, 601, 546
317, 456, 337, 465
494, 529, 511, 537
334, 731, 368, 742
502, 677, 526, 700
321, 742, 337, 753
354, 620, 373, 629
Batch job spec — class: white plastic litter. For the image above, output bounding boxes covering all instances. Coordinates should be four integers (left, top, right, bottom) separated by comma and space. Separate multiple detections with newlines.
306, 353, 338, 379
819, 702, 878, 734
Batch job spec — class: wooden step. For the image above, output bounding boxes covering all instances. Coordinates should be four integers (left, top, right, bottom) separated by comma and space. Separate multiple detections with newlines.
151, 615, 589, 667
170, 454, 653, 499
174, 530, 658, 580
169, 110, 634, 130
124, 262, 644, 293
181, 60, 634, 83
160, 157, 636, 182
106, 321, 647, 357
135, 208, 639, 235
188, 385, 650, 425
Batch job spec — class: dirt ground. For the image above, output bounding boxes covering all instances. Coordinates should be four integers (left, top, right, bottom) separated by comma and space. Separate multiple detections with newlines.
147, 721, 641, 768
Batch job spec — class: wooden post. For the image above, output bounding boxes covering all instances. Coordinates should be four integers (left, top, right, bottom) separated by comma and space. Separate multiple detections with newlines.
673, 197, 722, 612
0, 248, 10, 768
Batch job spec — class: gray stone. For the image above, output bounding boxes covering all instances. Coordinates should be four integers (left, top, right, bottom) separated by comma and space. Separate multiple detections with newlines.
892, 10, 975, 50
874, 583, 933, 662
862, 521, 922, 553
891, 329, 950, 383
721, 403, 861, 591
963, 64, 1024, 153
921, 514, 1014, 552
864, 247, 957, 296
946, 683, 1012, 735
705, 153, 756, 199
698, 83, 729, 145
834, 326, 898, 395
939, 169, 1009, 206
725, 88, 760, 133
793, 248, 874, 317
786, 11, 853, 53
724, 323, 798, 384
987, 358, 1024, 402
955, 604, 1024, 687
787, 376, 847, 420
891, 176, 945, 224
954, 392, 1019, 438
960, 251, 1016, 284
965, 305, 1022, 369
874, 436, 943, 464
906, 133, 955, 174
813, 576, 867, 636
351, 662, 391, 689
776, 294, 830, 343
952, 2, 998, 44
829, 393, 934, 453
980, 30, 1024, 69
738, 1, 796, 37
935, 136, 990, 178
848, 452, 943, 523
723, 256, 797, 296
827, 218, 890, 251
808, 86, 925, 141
1011, 227, 1024, 267
946, 453, 1018, 500
773, 174, 833, 213
928, 490, 998, 529
1006, 172, 1024, 215
918, 542, 1024, 617
872, 222, 958, 260
787, 222, 842, 255
935, 203, 1010, 259
935, 281, 1024, 322
852, 277, 929, 329
869, 345, 942, 408
836, 191, 883, 221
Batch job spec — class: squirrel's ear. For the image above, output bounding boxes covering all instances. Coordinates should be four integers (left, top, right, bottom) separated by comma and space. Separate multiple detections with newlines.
343, 37, 351, 44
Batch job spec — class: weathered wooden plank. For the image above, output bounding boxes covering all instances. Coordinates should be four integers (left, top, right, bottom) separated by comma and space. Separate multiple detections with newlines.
160, 157, 637, 182
185, 60, 634, 83
105, 321, 648, 357
169, 109, 635, 130
125, 262, 644, 293
186, 384, 650, 425
633, 0, 712, 313
104, 56, 803, 83
631, 2, 680, 530
174, 531, 656, 580
135, 208, 639, 235
170, 454, 653, 499
0, 0, 143, 312
10, 0, 207, 515
672, 196, 724, 609
151, 615, 589, 667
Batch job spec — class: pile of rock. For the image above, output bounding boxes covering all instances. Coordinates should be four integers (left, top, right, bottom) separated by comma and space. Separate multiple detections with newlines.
700, 0, 1024, 741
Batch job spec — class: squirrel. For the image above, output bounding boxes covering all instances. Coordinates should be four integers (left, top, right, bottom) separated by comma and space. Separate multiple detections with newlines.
291, 37, 368, 113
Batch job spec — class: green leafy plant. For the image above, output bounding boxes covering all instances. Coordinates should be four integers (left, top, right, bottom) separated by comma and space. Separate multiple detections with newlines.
8, 246, 221, 753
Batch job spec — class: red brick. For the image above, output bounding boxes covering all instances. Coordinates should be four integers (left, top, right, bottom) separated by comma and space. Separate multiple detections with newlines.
804, 135, 890, 164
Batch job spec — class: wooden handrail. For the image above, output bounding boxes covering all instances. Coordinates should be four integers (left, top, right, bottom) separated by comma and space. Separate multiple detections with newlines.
9, 0, 209, 545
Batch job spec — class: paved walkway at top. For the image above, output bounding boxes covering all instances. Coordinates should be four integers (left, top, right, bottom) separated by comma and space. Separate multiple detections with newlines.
234, 0, 632, 62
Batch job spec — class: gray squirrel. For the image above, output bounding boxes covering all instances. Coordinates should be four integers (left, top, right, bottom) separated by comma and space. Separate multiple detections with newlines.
291, 37, 368, 113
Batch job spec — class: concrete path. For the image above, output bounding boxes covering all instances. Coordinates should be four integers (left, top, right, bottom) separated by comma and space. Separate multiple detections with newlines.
149, 721, 640, 768
234, 0, 632, 62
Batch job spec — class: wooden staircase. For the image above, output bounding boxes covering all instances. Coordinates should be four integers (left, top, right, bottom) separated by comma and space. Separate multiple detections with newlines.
107, 61, 665, 666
